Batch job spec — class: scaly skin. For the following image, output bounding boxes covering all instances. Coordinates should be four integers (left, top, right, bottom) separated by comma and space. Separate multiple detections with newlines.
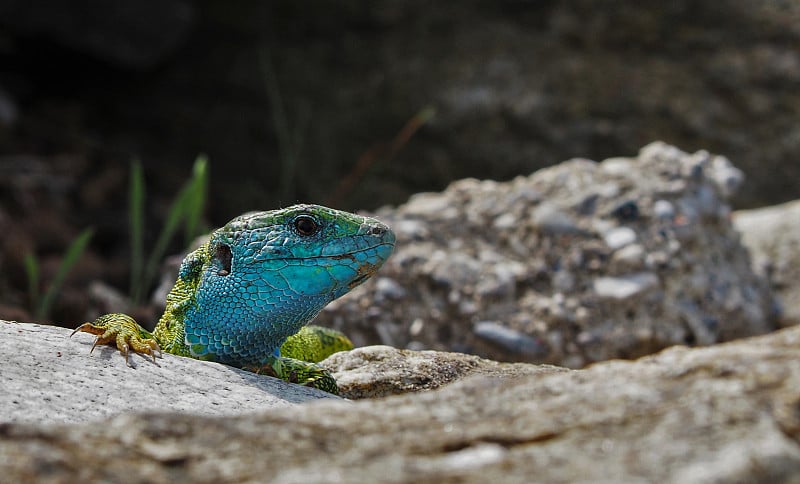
73, 204, 395, 394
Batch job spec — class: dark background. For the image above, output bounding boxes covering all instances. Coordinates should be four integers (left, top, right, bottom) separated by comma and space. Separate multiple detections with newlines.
1, 0, 799, 323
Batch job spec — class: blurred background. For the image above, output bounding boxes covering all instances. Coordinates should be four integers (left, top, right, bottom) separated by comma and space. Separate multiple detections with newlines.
1, 0, 798, 324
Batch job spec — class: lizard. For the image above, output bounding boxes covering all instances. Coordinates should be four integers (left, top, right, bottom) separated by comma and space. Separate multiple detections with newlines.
72, 204, 395, 395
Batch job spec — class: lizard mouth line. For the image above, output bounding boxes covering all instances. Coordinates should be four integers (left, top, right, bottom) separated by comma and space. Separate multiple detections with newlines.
279, 241, 395, 261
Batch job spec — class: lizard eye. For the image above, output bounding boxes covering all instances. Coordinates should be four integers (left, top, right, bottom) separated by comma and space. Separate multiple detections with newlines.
215, 244, 232, 276
293, 215, 319, 236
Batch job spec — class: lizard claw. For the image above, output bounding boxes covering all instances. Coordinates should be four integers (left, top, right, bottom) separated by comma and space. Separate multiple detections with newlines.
72, 313, 161, 364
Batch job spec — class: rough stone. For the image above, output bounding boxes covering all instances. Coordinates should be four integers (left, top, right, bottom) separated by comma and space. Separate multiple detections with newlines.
472, 322, 549, 359
653, 199, 676, 219
603, 226, 637, 250
322, 344, 565, 400
316, 142, 777, 366
0, 321, 337, 425
735, 199, 800, 327
593, 272, 660, 300
2, 323, 799, 482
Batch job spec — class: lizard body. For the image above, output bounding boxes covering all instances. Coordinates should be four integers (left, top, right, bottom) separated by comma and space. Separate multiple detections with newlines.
73, 204, 395, 394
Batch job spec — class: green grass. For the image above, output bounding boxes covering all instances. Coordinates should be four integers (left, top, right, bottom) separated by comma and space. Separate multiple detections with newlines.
24, 228, 94, 321
21, 155, 208, 320
129, 160, 145, 305
129, 155, 209, 305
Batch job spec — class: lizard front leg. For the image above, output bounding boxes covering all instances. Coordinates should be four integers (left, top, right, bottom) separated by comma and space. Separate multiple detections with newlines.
252, 325, 353, 395
244, 355, 340, 395
72, 313, 161, 364
279, 325, 353, 363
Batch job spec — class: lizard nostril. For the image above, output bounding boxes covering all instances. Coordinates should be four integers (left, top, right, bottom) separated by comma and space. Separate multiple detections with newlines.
370, 226, 386, 236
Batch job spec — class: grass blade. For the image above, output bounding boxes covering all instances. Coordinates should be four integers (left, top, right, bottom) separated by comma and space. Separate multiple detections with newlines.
23, 253, 40, 315
141, 187, 190, 304
129, 160, 146, 304
183, 154, 208, 242
130, 155, 208, 305
36, 228, 94, 320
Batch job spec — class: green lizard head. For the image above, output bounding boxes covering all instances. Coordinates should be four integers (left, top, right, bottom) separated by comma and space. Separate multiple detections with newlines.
180, 204, 395, 366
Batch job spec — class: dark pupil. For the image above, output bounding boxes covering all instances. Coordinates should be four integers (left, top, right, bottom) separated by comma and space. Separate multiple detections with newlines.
294, 216, 318, 236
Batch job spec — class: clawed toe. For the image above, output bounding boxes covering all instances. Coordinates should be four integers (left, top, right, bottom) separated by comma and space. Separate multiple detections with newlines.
70, 322, 102, 338
71, 314, 162, 365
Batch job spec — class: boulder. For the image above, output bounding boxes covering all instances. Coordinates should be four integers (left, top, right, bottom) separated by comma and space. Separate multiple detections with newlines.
2, 321, 799, 482
322, 345, 567, 399
735, 199, 800, 327
316, 142, 778, 367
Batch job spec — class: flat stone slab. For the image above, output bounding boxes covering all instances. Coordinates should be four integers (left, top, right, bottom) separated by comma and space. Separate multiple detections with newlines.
1, 321, 338, 425
2, 323, 800, 482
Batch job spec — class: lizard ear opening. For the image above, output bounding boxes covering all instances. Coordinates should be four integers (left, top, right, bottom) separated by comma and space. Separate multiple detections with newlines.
215, 244, 232, 276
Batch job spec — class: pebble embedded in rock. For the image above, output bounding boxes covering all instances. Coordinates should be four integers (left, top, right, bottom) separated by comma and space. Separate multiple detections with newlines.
709, 155, 744, 198
374, 277, 406, 300
493, 212, 517, 230
393, 219, 429, 239
473, 321, 548, 357
593, 272, 660, 300
610, 200, 639, 221
531, 203, 582, 235
653, 199, 675, 219
604, 227, 637, 250
552, 270, 576, 292
611, 244, 645, 267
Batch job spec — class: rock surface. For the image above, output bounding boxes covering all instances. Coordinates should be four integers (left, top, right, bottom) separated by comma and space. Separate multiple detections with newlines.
1, 320, 564, 416
316, 142, 778, 367
2, 323, 799, 482
323, 345, 568, 399
0, 321, 337, 425
735, 200, 800, 328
